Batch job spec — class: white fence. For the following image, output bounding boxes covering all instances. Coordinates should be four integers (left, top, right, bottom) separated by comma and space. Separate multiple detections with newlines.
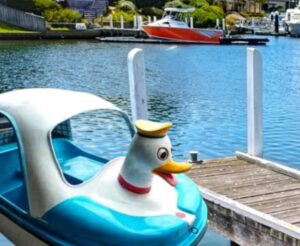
0, 4, 46, 32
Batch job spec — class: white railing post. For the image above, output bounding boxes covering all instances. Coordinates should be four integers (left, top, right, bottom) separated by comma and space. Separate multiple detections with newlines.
120, 15, 124, 29
153, 16, 157, 22
190, 17, 194, 29
247, 48, 263, 157
148, 16, 151, 24
109, 14, 113, 28
128, 48, 148, 122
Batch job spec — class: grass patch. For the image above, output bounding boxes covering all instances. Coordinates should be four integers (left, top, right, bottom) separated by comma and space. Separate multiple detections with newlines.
0, 22, 36, 33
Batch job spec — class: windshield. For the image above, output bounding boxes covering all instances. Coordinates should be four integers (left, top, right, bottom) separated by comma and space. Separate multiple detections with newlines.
164, 11, 184, 21
51, 109, 133, 186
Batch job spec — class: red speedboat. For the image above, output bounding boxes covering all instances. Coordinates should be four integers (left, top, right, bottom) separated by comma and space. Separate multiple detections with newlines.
143, 8, 223, 44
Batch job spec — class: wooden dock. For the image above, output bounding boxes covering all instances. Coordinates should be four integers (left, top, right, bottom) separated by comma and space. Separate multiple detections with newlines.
188, 152, 300, 245
97, 36, 269, 45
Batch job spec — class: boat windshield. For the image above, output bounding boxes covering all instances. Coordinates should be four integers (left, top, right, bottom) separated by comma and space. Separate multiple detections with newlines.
293, 13, 300, 20
163, 10, 184, 21
51, 109, 133, 186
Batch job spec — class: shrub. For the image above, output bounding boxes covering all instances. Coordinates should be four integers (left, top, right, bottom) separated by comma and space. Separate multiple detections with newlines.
44, 8, 81, 23
33, 0, 61, 14
164, 0, 186, 8
116, 0, 136, 12
140, 7, 164, 18
110, 10, 136, 22
192, 5, 224, 27
189, 0, 208, 8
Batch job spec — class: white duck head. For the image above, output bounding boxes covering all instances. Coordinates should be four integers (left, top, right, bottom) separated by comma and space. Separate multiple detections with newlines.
118, 120, 192, 194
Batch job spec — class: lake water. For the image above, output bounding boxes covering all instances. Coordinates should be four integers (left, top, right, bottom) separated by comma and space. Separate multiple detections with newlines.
0, 36, 300, 245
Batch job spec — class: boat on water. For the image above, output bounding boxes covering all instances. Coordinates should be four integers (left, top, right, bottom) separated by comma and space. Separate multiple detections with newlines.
285, 5, 300, 36
0, 88, 207, 245
142, 7, 224, 44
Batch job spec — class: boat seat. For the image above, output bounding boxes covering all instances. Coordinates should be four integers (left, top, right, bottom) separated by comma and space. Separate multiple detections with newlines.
0, 143, 24, 194
52, 138, 108, 184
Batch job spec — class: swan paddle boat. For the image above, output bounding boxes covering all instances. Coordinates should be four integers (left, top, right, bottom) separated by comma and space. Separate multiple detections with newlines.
0, 88, 207, 245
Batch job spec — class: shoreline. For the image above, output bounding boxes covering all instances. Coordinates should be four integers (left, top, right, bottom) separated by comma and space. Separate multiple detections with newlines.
0, 29, 144, 40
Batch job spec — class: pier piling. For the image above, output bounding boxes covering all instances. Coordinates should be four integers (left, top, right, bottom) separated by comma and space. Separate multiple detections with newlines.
247, 48, 263, 157
127, 49, 148, 122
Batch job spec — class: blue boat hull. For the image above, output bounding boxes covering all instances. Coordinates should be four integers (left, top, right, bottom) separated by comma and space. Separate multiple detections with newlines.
0, 175, 207, 246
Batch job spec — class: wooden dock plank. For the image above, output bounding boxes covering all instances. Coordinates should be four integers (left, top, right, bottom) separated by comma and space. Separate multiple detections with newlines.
250, 194, 300, 213
238, 189, 300, 205
187, 154, 300, 245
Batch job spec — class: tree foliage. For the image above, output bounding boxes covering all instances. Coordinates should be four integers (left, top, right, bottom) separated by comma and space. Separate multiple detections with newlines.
116, 0, 136, 12
164, 0, 187, 8
189, 0, 208, 8
140, 7, 164, 18
33, 0, 61, 14
33, 0, 81, 23
44, 9, 81, 22
192, 5, 224, 27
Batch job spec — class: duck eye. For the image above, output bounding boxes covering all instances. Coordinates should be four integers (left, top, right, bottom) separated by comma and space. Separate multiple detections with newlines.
157, 147, 169, 161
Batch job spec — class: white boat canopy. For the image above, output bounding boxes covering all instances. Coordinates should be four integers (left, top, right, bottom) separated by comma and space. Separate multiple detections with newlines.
164, 7, 195, 13
0, 88, 133, 217
0, 88, 127, 133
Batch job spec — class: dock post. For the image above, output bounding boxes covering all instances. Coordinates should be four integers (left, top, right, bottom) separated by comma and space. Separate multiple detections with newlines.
148, 16, 151, 24
109, 14, 113, 29
222, 18, 226, 32
138, 16, 143, 30
274, 12, 279, 33
133, 15, 137, 29
247, 48, 263, 157
128, 48, 148, 122
216, 18, 220, 29
190, 17, 194, 28
185, 17, 188, 25
120, 16, 124, 29
153, 16, 157, 22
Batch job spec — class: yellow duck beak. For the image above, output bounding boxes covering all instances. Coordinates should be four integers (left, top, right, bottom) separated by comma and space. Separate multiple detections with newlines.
153, 160, 192, 186
154, 160, 192, 173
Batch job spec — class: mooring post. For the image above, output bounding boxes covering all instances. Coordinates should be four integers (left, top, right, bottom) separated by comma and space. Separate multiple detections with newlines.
247, 48, 263, 157
128, 49, 148, 122
109, 15, 113, 29
138, 16, 143, 30
120, 16, 124, 29
148, 16, 151, 24
222, 18, 226, 32
153, 16, 157, 22
100, 15, 103, 28
190, 17, 194, 28
216, 18, 220, 29
274, 11, 279, 33
133, 15, 137, 29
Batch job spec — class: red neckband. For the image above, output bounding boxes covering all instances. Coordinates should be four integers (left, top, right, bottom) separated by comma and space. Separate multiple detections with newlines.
118, 175, 151, 194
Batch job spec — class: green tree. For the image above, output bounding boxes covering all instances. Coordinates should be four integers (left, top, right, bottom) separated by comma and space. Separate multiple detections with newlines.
189, 0, 208, 8
44, 9, 81, 22
192, 5, 224, 27
33, 0, 61, 14
165, 0, 186, 8
116, 0, 137, 12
